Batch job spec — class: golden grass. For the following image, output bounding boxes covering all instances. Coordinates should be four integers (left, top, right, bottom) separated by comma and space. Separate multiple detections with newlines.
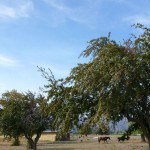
0, 135, 149, 150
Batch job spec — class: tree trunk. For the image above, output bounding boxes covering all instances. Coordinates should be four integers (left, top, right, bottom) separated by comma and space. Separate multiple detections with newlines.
140, 125, 150, 150
141, 133, 146, 142
147, 139, 150, 150
25, 133, 41, 150
12, 136, 20, 146
27, 139, 37, 150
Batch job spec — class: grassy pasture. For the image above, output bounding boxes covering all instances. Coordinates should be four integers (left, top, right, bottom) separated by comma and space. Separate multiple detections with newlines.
0, 135, 149, 150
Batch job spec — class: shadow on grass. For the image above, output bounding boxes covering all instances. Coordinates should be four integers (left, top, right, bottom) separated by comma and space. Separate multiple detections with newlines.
38, 148, 74, 150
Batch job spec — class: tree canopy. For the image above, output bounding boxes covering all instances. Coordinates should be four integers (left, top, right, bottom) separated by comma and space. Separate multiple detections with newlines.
0, 90, 25, 145
43, 24, 150, 147
0, 90, 51, 150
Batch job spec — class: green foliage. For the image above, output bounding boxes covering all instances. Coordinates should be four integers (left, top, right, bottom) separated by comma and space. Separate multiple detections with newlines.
0, 90, 25, 145
95, 121, 110, 135
0, 90, 52, 150
68, 24, 150, 134
126, 122, 141, 135
79, 123, 92, 135
42, 24, 150, 147
12, 137, 20, 146
39, 67, 82, 138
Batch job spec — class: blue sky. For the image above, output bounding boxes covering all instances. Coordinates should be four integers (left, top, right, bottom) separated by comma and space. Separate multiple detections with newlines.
0, 0, 150, 95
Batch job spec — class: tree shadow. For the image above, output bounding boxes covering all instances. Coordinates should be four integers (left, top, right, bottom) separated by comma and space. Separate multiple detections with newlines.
39, 148, 74, 150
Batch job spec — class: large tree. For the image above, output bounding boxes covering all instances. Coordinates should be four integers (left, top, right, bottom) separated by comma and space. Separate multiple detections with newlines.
44, 24, 150, 147
68, 24, 150, 146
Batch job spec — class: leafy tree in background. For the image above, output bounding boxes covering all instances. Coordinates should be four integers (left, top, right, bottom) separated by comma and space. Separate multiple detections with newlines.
0, 90, 25, 145
123, 122, 146, 142
94, 120, 110, 135
0, 90, 51, 150
79, 123, 92, 135
22, 92, 51, 150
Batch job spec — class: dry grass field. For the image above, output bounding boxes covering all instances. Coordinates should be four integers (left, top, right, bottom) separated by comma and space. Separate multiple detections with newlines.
0, 135, 149, 150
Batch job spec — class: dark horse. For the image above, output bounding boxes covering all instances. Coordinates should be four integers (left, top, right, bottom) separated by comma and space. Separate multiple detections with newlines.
98, 136, 111, 143
118, 136, 130, 142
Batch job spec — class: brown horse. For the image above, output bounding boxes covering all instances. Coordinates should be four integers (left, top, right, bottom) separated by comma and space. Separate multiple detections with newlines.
98, 136, 111, 143
118, 136, 130, 142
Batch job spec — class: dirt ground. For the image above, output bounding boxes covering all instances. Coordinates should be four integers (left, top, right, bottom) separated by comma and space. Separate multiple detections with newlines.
0, 135, 149, 150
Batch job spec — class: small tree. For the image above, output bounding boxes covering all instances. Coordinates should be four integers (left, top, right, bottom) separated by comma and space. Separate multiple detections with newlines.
0, 90, 24, 146
22, 91, 51, 150
0, 90, 52, 150
95, 121, 110, 135
79, 123, 92, 135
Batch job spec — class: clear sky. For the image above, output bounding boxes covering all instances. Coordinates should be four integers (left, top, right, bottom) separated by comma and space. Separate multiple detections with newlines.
0, 0, 150, 95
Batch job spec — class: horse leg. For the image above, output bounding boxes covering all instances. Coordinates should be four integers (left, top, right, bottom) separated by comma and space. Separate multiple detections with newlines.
98, 138, 100, 144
